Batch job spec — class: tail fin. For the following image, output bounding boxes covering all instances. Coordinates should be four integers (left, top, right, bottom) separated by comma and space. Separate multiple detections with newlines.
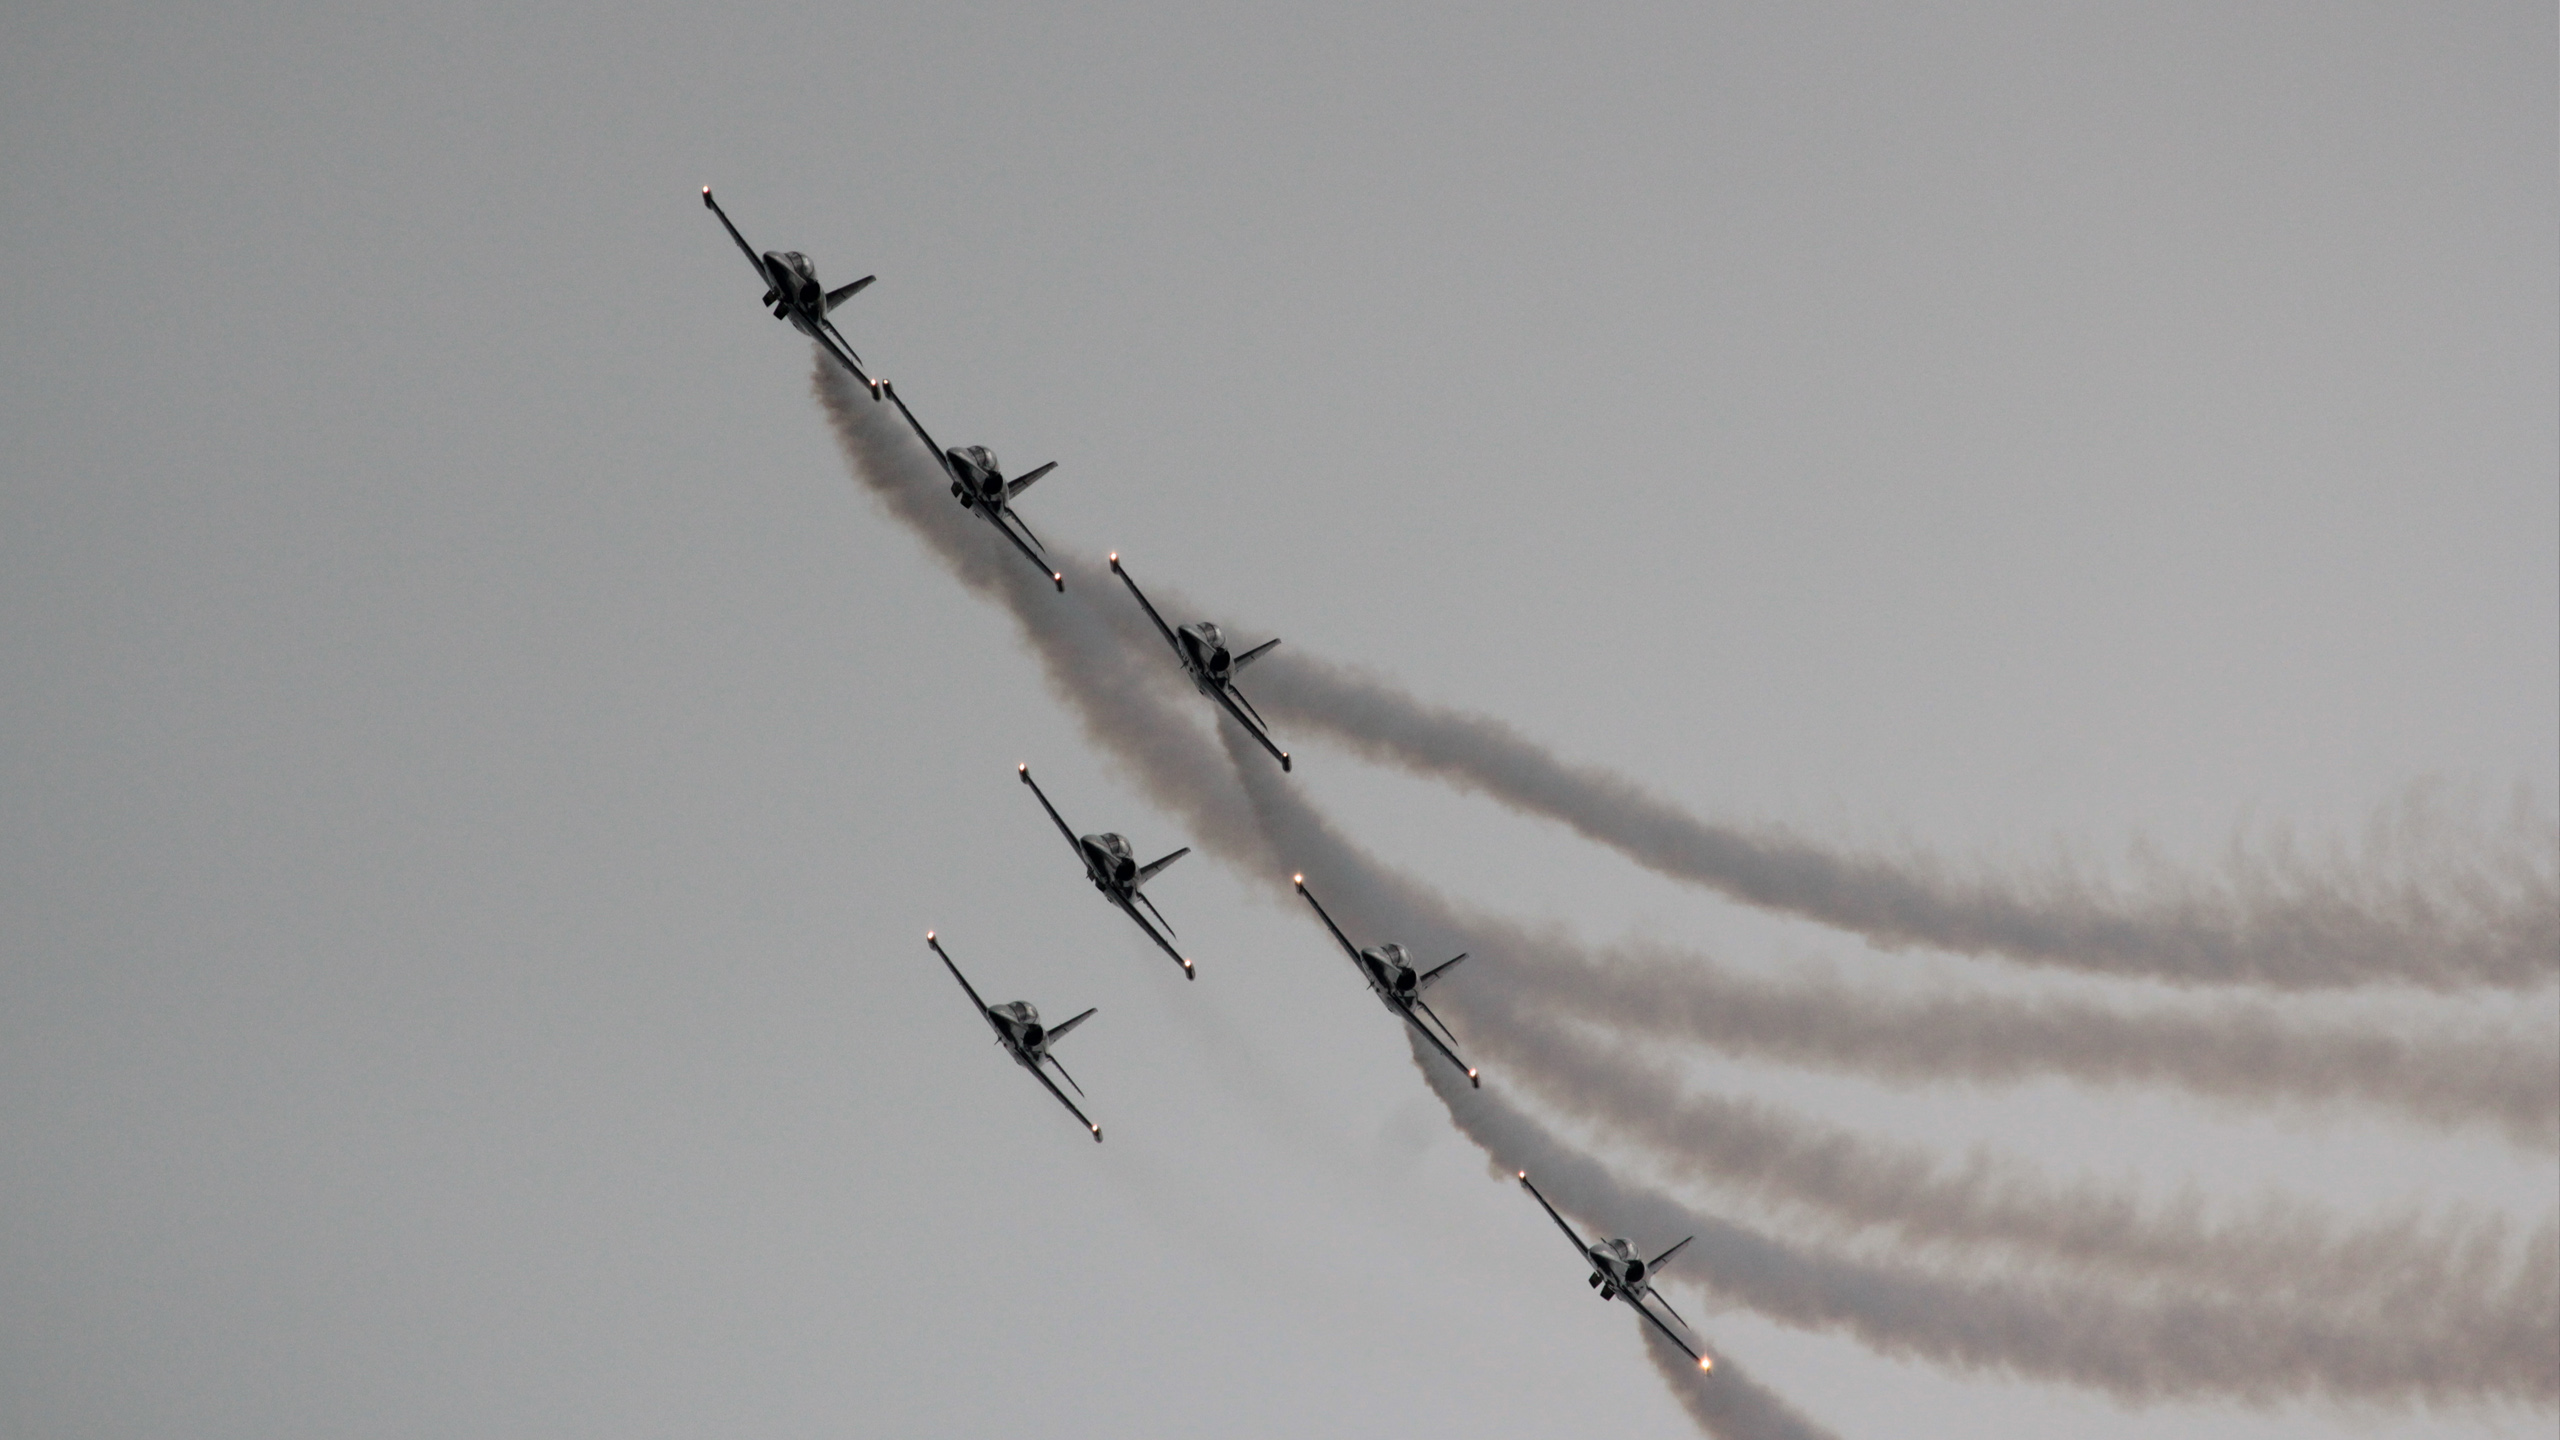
1232, 637, 1281, 672
824, 275, 874, 311
1134, 846, 1189, 889
1047, 1006, 1097, 1045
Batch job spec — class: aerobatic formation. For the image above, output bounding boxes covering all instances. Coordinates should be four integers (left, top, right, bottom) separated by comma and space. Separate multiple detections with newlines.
705, 190, 2560, 1439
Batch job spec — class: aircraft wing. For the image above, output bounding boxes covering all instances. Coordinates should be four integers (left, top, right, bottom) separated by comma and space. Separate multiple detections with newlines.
1114, 893, 1194, 979
1630, 1293, 1711, 1370
1025, 1056, 1103, 1141
1210, 684, 1291, 771
814, 318, 879, 394
1393, 998, 1479, 1086
1016, 766, 1092, 870
1292, 878, 1368, 973
701, 188, 771, 288
880, 382, 956, 483
928, 933, 1008, 1043
1107, 555, 1186, 659
1518, 1172, 1599, 1261
982, 506, 1064, 590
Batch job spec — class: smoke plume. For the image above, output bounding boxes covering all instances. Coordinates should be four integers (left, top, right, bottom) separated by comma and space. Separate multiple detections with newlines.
1249, 656, 2560, 993
812, 356, 2558, 1423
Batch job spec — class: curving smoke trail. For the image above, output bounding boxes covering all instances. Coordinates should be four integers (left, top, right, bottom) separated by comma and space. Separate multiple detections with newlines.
812, 357, 2558, 1419
1495, 939, 2559, 1151
1398, 1021, 2558, 1410
1454, 973, 2554, 1309
1220, 722, 2559, 1411
1639, 1326, 1842, 1440
1247, 656, 2560, 993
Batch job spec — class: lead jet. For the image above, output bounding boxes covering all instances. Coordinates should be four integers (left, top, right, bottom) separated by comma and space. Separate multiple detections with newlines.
1018, 765, 1195, 980
927, 931, 1102, 1141
701, 187, 881, 396
882, 381, 1063, 591
1108, 553, 1289, 770
1516, 1171, 1713, 1372
1291, 876, 1477, 1086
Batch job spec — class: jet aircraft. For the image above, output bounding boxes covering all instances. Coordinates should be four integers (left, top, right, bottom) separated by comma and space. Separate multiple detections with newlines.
1517, 1170, 1712, 1371
1108, 554, 1289, 770
882, 382, 1064, 591
927, 931, 1102, 1141
1291, 876, 1477, 1086
701, 187, 881, 395
1019, 765, 1195, 979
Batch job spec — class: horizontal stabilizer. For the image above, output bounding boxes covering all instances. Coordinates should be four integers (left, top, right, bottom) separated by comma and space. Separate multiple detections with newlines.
824, 275, 874, 311
1135, 846, 1189, 888
1048, 1006, 1097, 1045
1647, 1235, 1694, 1273
1005, 461, 1057, 499
1416, 952, 1468, 992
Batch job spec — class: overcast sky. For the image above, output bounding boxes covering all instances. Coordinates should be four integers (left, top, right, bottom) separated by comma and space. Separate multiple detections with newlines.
4, 4, 2553, 1438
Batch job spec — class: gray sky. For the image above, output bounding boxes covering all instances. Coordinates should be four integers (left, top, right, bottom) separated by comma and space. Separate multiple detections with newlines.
3, 3, 2552, 1438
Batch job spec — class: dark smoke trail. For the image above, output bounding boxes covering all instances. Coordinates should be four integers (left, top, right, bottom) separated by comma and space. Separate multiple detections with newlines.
1247, 655, 2560, 993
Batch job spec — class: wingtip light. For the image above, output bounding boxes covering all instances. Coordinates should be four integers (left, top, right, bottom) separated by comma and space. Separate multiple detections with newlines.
1018, 763, 1028, 774
925, 929, 936, 941
1516, 1170, 1528, 1181
1700, 1356, 1714, 1373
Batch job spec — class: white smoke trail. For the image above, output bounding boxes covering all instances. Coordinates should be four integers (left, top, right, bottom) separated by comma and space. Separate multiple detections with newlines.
1638, 1324, 1842, 1440
1455, 974, 2553, 1310
812, 357, 2558, 1416
1402, 1024, 2557, 1410
1219, 722, 2558, 1410
1247, 656, 2560, 993
1495, 938, 2558, 1151
814, 361, 2559, 1144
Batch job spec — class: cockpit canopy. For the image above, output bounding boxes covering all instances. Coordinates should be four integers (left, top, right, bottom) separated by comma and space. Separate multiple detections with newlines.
993, 1000, 1039, 1026
1087, 832, 1133, 862
951, 444, 1000, 480
770, 250, 816, 282
1180, 622, 1230, 673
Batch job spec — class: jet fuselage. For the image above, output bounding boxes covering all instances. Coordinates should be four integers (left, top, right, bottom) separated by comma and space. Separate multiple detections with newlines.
761, 250, 829, 331
944, 445, 1014, 508
986, 999, 1057, 1065
1359, 943, 1422, 1000
1079, 832, 1140, 891
1587, 1238, 1652, 1298
1177, 622, 1234, 686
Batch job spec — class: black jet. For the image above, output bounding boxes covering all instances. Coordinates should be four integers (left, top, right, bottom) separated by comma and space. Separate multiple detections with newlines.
701, 187, 880, 396
881, 381, 1063, 592
1516, 1171, 1713, 1372
928, 931, 1102, 1141
1108, 553, 1289, 770
1291, 876, 1476, 1087
1019, 765, 1195, 980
